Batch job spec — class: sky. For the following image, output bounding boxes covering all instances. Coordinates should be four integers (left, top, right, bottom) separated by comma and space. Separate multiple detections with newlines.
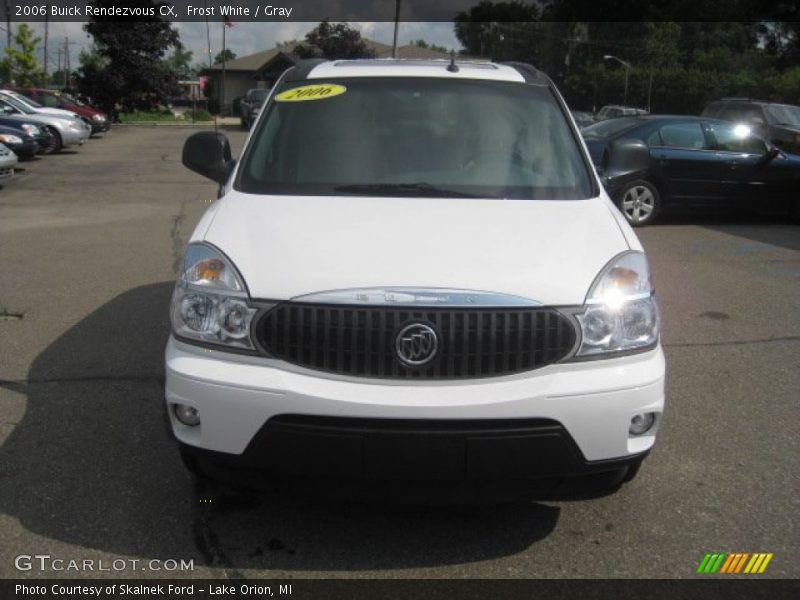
21, 21, 463, 73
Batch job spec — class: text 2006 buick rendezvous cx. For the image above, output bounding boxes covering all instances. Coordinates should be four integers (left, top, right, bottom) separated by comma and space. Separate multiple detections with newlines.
166, 59, 665, 495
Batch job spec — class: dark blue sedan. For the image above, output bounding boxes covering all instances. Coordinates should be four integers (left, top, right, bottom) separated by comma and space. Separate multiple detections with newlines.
582, 116, 800, 226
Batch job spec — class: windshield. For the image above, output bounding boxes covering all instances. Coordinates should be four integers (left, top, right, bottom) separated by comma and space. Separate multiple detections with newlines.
0, 94, 34, 114
237, 77, 593, 200
765, 104, 800, 127
11, 92, 43, 108
582, 117, 642, 140
59, 92, 84, 106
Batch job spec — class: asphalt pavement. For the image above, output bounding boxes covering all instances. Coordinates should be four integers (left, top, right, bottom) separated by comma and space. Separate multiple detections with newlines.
0, 126, 797, 579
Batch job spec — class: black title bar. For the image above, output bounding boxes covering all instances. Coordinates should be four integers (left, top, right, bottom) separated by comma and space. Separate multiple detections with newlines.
1, 0, 796, 23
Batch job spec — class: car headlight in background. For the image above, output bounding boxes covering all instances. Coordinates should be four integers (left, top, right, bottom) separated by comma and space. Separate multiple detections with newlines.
170, 243, 257, 350
92, 113, 106, 122
0, 134, 23, 144
574, 251, 659, 357
20, 124, 40, 135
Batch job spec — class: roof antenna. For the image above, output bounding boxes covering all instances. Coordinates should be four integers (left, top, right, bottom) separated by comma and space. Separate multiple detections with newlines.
447, 50, 459, 73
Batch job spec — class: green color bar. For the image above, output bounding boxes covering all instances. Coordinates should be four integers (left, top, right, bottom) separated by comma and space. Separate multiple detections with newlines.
710, 553, 727, 573
697, 553, 713, 573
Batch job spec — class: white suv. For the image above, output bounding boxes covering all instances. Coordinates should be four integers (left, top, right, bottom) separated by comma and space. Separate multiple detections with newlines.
168, 59, 665, 495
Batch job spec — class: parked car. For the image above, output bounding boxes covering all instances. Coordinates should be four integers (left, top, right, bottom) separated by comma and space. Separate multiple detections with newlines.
0, 142, 18, 181
701, 98, 800, 155
571, 110, 596, 128
170, 59, 665, 496
0, 98, 90, 153
582, 115, 800, 225
0, 116, 55, 155
239, 88, 269, 129
0, 89, 79, 121
0, 124, 40, 159
10, 87, 110, 135
595, 105, 649, 120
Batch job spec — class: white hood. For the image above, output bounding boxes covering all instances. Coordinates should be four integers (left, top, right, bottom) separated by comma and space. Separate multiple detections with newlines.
203, 192, 630, 306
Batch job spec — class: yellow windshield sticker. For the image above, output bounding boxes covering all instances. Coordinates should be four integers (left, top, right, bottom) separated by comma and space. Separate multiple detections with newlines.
275, 84, 347, 102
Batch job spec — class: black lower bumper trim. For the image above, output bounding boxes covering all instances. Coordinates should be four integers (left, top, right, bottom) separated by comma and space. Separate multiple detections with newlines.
179, 415, 648, 494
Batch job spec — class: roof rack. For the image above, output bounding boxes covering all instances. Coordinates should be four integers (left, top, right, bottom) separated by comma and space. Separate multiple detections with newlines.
499, 61, 549, 85
284, 59, 326, 82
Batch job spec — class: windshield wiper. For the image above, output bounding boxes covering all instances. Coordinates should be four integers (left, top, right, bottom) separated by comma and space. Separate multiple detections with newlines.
334, 182, 478, 198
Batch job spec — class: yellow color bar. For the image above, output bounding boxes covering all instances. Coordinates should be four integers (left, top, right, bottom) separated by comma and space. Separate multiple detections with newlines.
757, 554, 773, 574
744, 554, 761, 573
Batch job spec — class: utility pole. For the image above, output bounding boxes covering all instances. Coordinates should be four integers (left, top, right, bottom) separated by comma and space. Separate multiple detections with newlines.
61, 36, 76, 89
4, 0, 10, 50
604, 54, 632, 106
391, 0, 400, 58
43, 15, 48, 82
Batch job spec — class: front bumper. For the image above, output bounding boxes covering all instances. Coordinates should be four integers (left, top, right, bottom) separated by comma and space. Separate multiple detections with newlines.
165, 336, 665, 480
7, 139, 38, 158
61, 126, 91, 146
90, 120, 110, 134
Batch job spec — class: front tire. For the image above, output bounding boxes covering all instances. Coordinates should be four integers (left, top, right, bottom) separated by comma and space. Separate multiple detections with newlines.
617, 179, 661, 227
41, 127, 63, 154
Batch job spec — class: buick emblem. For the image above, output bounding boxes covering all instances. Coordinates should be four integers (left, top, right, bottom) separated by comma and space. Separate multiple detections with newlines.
395, 323, 439, 366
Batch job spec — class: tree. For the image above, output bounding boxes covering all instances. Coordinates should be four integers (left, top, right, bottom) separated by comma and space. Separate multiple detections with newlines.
1, 24, 44, 86
454, 1, 539, 59
167, 44, 195, 79
76, 1, 180, 114
294, 21, 375, 60
213, 48, 236, 65
412, 39, 449, 53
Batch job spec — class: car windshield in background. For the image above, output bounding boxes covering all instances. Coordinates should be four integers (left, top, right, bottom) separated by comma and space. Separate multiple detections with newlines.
0, 95, 34, 114
238, 77, 593, 200
251, 90, 269, 103
60, 93, 84, 106
581, 117, 643, 140
13, 93, 43, 108
765, 104, 800, 127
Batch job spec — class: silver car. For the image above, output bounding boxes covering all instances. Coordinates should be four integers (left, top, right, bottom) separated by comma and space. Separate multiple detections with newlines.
0, 143, 18, 181
0, 96, 90, 153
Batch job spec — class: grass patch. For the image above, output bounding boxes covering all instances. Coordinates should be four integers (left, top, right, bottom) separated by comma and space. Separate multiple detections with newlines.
184, 108, 213, 122
118, 110, 215, 123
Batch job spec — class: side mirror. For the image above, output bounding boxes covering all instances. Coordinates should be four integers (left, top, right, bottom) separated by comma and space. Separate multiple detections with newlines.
604, 138, 651, 180
182, 131, 233, 185
0, 106, 14, 114
762, 146, 781, 162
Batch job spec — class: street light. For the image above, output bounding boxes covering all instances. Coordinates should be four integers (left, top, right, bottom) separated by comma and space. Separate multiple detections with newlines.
604, 54, 632, 106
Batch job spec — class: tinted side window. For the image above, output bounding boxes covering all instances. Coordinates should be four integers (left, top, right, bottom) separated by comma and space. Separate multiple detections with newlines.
41, 94, 59, 107
646, 130, 663, 146
707, 123, 766, 154
738, 105, 765, 123
716, 105, 738, 121
659, 123, 707, 150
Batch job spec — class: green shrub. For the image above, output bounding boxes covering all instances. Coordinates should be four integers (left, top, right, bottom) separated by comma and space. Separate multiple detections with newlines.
185, 108, 213, 121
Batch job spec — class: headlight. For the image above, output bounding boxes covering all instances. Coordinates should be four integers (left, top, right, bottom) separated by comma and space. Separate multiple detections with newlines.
68, 120, 81, 130
21, 124, 40, 135
0, 134, 23, 144
92, 114, 106, 122
574, 251, 659, 357
170, 243, 257, 350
